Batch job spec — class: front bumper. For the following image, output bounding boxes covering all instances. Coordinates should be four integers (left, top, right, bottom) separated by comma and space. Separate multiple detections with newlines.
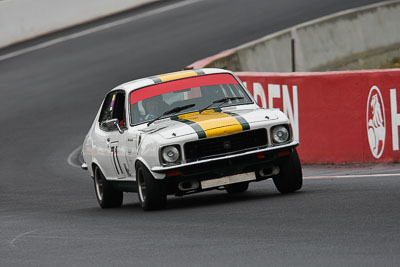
152, 141, 298, 178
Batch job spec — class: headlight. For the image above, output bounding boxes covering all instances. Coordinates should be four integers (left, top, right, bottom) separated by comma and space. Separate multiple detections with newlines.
271, 125, 290, 144
161, 146, 180, 163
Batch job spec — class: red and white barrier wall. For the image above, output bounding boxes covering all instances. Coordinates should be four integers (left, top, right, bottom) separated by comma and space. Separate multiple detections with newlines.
236, 70, 400, 164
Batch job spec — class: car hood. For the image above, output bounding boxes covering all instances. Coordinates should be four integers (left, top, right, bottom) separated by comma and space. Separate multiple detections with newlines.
141, 108, 283, 139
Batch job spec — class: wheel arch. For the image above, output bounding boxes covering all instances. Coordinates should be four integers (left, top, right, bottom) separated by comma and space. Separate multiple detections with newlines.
134, 158, 165, 180
91, 162, 107, 180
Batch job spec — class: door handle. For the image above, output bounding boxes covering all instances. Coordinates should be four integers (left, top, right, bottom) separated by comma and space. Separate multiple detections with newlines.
106, 137, 111, 144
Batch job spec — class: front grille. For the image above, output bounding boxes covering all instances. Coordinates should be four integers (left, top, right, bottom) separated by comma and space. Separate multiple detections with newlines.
184, 128, 268, 162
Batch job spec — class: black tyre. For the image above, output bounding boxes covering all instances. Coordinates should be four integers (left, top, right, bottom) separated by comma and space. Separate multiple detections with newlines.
225, 182, 249, 194
273, 149, 303, 194
136, 162, 167, 211
94, 166, 123, 208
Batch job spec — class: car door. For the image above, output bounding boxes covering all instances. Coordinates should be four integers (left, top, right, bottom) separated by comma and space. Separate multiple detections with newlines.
96, 91, 130, 180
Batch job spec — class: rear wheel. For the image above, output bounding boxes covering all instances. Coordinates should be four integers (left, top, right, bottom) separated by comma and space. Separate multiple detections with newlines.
94, 166, 123, 208
136, 162, 167, 211
273, 149, 303, 194
225, 182, 249, 194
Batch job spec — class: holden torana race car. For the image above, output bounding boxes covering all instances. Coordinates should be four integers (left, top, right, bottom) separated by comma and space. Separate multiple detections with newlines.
81, 68, 302, 211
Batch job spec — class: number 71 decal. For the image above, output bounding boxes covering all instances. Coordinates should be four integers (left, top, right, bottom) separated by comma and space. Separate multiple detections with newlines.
110, 142, 123, 175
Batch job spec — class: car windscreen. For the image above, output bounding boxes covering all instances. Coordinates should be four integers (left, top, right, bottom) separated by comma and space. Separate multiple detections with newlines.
129, 73, 253, 125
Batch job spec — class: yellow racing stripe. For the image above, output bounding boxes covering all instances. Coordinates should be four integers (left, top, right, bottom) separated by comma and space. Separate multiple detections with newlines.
155, 70, 198, 82
178, 110, 244, 138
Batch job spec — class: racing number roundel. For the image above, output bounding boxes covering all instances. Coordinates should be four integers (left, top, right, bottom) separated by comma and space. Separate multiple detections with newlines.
366, 86, 386, 159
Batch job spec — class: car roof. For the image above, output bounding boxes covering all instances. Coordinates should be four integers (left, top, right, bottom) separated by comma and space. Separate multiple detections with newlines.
110, 68, 234, 93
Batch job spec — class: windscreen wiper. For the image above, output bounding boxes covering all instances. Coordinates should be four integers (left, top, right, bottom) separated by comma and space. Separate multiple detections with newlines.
147, 104, 196, 126
199, 96, 244, 114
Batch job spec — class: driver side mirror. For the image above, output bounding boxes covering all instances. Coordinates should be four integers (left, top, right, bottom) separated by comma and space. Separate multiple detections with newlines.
101, 118, 124, 134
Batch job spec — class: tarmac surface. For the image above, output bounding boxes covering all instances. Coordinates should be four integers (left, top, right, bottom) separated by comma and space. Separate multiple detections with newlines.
1, 0, 398, 266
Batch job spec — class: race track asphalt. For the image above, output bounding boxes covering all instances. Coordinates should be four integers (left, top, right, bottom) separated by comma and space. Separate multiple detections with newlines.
1, 0, 398, 266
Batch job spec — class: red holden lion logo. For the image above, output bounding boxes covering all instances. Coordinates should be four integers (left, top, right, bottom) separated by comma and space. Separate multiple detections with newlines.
366, 86, 386, 159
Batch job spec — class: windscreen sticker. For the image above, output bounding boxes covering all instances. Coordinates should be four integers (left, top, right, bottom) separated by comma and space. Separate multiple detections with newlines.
130, 74, 239, 105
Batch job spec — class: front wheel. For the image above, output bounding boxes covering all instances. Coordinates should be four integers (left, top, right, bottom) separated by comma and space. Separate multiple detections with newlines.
94, 166, 123, 208
136, 162, 167, 211
273, 149, 303, 194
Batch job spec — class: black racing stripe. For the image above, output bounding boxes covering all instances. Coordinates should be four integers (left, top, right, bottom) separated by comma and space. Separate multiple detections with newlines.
224, 112, 250, 131
115, 146, 123, 174
149, 76, 162, 84
172, 117, 206, 139
194, 69, 205, 75
111, 147, 119, 175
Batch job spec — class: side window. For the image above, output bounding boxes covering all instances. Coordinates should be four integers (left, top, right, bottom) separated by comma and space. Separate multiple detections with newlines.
99, 91, 126, 130
99, 93, 116, 123
114, 93, 126, 127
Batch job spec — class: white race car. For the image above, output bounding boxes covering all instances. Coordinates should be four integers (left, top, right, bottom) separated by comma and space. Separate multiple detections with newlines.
81, 68, 302, 210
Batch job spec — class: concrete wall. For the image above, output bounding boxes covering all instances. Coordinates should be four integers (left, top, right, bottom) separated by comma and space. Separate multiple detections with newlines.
0, 0, 158, 49
188, 1, 400, 72
295, 1, 400, 71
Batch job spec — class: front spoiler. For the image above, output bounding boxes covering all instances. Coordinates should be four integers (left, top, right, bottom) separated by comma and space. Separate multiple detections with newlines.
151, 141, 298, 174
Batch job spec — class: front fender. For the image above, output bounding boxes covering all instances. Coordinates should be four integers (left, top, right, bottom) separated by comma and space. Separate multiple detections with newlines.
136, 135, 166, 180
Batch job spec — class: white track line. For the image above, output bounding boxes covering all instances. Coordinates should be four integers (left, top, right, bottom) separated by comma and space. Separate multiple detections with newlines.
304, 173, 400, 179
9, 230, 36, 248
67, 145, 83, 169
0, 0, 204, 62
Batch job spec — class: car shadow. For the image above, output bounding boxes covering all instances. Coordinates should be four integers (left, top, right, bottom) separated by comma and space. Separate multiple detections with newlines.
164, 189, 304, 211
73, 188, 306, 214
